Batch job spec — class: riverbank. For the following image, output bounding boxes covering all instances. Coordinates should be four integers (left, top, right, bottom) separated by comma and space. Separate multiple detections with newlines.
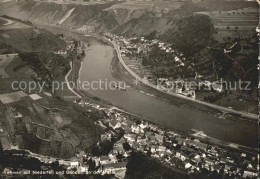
190, 130, 258, 155
33, 22, 257, 148
82, 34, 258, 123
73, 36, 223, 122
104, 36, 258, 122
107, 42, 257, 123
75, 37, 258, 152
33, 21, 258, 121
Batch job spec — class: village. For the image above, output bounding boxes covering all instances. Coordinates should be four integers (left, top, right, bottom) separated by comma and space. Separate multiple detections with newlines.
0, 13, 258, 178
102, 32, 225, 100
56, 99, 258, 179
0, 94, 258, 178
101, 31, 258, 115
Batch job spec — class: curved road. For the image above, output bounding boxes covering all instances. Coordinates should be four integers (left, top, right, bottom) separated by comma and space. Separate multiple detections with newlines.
105, 37, 258, 121
33, 22, 258, 148
33, 20, 258, 121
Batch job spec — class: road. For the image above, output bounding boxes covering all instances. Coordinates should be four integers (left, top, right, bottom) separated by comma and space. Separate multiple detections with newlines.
106, 37, 258, 121
65, 61, 81, 98
32, 20, 258, 121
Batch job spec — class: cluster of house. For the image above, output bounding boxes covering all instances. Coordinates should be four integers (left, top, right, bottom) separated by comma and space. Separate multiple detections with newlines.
103, 33, 225, 99
156, 78, 196, 99
103, 32, 186, 68
54, 38, 74, 55
199, 80, 223, 93
56, 148, 127, 177
64, 38, 76, 52
4, 99, 255, 178
54, 37, 84, 56
92, 106, 258, 178
54, 50, 67, 55
99, 138, 129, 178
150, 77, 223, 100
69, 103, 128, 177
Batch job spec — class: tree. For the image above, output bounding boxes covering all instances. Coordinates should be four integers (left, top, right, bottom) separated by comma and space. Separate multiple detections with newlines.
91, 146, 100, 156
210, 170, 221, 179
50, 161, 59, 171
99, 140, 114, 155
135, 120, 141, 125
116, 154, 123, 160
126, 152, 189, 179
87, 159, 96, 172
123, 142, 131, 151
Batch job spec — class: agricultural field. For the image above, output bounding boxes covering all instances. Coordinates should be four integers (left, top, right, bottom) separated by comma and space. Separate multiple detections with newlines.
0, 18, 104, 159
0, 53, 17, 78
29, 94, 42, 101
207, 7, 259, 27
0, 91, 27, 104
199, 1, 257, 11
105, 1, 183, 11
196, 7, 259, 42
0, 69, 103, 158
0, 16, 66, 52
0, 28, 66, 52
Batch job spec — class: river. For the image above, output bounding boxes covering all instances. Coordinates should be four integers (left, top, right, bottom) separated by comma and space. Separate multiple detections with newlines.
36, 24, 258, 148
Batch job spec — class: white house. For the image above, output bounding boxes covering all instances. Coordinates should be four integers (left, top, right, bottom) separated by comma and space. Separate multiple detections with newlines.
185, 163, 192, 169
70, 161, 79, 168
157, 146, 166, 152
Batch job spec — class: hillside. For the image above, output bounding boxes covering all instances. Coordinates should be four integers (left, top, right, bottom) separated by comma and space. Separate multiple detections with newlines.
0, 1, 257, 36
0, 1, 118, 31
126, 152, 191, 179
0, 17, 104, 159
0, 18, 66, 52
0, 1, 258, 106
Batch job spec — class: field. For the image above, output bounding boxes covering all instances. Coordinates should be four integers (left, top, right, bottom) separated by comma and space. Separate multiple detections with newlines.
0, 91, 27, 104
105, 1, 183, 11
0, 53, 17, 78
0, 19, 104, 159
197, 7, 259, 42
0, 28, 66, 52
29, 94, 42, 101
196, 1, 258, 11
196, 91, 257, 115
0, 16, 66, 52
211, 10, 258, 27
50, 1, 106, 5
0, 61, 103, 158
196, 7, 258, 27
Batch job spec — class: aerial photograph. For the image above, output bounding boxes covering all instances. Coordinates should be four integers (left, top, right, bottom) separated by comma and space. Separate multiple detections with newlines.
0, 0, 259, 178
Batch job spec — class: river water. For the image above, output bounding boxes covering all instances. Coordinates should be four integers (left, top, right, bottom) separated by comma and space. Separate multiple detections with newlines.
79, 38, 257, 148
36, 24, 258, 148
